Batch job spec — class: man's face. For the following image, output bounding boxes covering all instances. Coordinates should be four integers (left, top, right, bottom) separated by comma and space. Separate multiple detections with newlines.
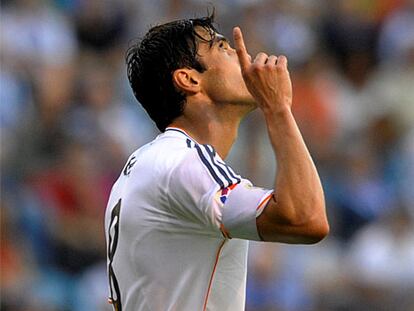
194, 27, 256, 109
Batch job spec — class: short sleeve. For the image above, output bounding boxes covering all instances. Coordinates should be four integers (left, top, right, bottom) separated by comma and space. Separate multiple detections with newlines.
167, 144, 273, 240
220, 180, 273, 240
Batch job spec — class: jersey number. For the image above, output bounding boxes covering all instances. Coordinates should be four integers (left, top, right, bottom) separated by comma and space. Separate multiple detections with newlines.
108, 199, 122, 311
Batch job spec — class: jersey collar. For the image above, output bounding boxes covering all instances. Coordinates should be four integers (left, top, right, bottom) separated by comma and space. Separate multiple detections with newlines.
164, 127, 200, 144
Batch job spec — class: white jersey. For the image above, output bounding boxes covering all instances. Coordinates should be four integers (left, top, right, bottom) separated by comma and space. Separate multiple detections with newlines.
105, 127, 273, 311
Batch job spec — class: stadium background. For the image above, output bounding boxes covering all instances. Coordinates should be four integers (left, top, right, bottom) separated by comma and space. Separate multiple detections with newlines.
1, 0, 413, 310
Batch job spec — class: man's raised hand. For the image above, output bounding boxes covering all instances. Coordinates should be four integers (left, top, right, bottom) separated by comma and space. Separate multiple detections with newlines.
233, 27, 293, 114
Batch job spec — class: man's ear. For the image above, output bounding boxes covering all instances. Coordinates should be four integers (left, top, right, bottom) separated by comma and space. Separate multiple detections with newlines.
172, 68, 201, 95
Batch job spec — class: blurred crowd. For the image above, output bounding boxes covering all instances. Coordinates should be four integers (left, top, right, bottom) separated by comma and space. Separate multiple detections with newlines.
1, 0, 413, 310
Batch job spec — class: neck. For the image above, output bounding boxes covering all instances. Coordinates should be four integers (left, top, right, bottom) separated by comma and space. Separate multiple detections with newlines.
170, 105, 246, 159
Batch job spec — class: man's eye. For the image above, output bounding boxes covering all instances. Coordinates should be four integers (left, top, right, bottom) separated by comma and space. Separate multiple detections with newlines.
219, 41, 227, 49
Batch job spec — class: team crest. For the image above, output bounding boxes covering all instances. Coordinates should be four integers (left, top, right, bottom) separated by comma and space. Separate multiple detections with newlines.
218, 183, 238, 204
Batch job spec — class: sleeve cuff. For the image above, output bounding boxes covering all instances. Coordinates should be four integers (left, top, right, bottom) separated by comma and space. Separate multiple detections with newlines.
221, 180, 273, 241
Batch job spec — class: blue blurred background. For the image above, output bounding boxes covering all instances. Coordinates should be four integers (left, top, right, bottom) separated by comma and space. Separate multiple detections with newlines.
1, 0, 414, 310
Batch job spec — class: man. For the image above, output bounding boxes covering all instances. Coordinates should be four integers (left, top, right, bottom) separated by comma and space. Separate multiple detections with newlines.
105, 14, 329, 311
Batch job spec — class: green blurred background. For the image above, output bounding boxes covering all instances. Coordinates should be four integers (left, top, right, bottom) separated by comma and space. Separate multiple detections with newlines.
1, 0, 414, 310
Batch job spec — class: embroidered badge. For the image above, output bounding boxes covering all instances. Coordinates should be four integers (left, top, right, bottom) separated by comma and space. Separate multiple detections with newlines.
219, 184, 238, 204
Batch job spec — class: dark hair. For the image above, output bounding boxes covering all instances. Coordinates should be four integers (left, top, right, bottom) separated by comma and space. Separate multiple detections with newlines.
126, 13, 218, 132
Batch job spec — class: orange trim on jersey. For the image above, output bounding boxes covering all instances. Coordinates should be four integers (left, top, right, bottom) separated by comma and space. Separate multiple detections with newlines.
220, 223, 231, 239
203, 239, 226, 311
228, 183, 238, 190
256, 193, 273, 211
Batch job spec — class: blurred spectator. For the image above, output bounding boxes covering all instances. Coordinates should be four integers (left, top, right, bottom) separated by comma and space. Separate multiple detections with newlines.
333, 144, 397, 240
1, 0, 77, 67
74, 262, 112, 311
378, 0, 414, 65
367, 51, 414, 129
246, 243, 313, 311
9, 89, 70, 180
291, 57, 338, 159
35, 142, 107, 261
75, 0, 127, 53
345, 207, 414, 311
0, 0, 76, 112
66, 62, 156, 168
264, 2, 319, 67
74, 0, 128, 68
401, 128, 414, 217
0, 0, 76, 174
321, 0, 378, 88
0, 205, 37, 310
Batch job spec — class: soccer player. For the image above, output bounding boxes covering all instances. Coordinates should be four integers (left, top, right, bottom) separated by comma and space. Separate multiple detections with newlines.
105, 14, 329, 311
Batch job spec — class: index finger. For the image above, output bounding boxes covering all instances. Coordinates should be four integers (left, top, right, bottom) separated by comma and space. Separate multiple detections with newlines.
233, 27, 251, 70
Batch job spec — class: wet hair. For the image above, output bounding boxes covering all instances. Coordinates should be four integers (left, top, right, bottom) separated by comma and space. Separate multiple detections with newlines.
126, 13, 218, 132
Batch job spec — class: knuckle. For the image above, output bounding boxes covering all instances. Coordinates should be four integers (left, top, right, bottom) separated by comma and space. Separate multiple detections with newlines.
243, 67, 253, 76
276, 67, 286, 75
242, 69, 252, 78
252, 63, 263, 72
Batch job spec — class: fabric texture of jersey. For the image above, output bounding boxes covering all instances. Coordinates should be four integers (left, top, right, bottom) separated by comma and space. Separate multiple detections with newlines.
104, 127, 273, 311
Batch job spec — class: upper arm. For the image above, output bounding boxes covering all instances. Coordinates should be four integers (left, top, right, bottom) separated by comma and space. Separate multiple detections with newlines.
167, 145, 329, 243
256, 198, 329, 244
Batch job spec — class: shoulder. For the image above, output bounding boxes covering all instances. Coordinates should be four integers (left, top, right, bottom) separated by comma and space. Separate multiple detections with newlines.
167, 141, 241, 194
122, 130, 241, 190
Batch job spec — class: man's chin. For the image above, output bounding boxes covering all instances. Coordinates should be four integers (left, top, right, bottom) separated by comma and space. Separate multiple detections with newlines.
238, 97, 258, 110
226, 94, 257, 110
235, 99, 258, 116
